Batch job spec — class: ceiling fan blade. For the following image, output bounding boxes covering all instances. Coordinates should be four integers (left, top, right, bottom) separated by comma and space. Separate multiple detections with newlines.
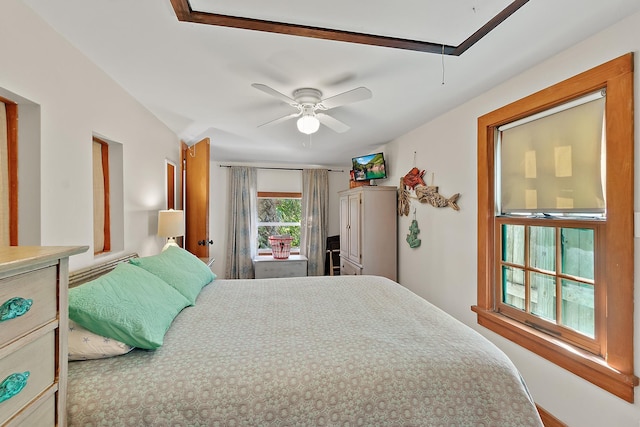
317, 113, 350, 133
258, 111, 300, 128
319, 87, 372, 110
252, 83, 297, 106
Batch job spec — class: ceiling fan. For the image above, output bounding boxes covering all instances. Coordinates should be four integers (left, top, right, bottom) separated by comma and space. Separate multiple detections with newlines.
252, 83, 372, 135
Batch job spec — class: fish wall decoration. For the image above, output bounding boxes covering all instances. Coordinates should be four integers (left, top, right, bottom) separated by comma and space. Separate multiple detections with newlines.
398, 168, 461, 215
415, 185, 460, 211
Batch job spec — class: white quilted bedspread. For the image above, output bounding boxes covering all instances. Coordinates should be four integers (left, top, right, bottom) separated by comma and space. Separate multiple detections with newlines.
68, 275, 543, 426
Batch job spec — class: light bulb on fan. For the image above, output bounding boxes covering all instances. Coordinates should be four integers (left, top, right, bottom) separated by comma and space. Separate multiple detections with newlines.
297, 114, 320, 135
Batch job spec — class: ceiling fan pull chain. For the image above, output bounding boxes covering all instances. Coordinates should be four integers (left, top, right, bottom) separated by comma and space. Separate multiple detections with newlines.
303, 133, 312, 148
441, 44, 446, 86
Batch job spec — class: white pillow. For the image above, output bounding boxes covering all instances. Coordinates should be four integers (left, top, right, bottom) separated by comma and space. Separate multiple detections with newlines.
68, 319, 134, 361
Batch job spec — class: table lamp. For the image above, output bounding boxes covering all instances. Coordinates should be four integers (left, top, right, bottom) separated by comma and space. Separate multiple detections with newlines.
157, 209, 184, 251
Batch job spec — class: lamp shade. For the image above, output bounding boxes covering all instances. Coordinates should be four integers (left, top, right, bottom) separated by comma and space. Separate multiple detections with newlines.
296, 114, 320, 134
158, 209, 184, 238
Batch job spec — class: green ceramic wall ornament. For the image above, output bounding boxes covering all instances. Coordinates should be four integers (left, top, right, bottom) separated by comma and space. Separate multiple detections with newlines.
406, 210, 421, 248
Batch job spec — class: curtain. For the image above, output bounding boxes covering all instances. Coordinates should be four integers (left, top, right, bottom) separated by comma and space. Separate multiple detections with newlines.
225, 166, 257, 279
300, 169, 328, 276
0, 103, 8, 246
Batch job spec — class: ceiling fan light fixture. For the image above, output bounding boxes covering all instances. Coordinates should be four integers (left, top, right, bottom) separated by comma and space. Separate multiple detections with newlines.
297, 114, 320, 134
253, 83, 371, 134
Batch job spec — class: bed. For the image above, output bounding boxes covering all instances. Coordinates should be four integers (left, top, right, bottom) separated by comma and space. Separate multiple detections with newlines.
66, 248, 543, 426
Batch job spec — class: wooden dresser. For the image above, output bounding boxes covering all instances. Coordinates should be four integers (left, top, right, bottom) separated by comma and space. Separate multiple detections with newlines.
0, 246, 87, 427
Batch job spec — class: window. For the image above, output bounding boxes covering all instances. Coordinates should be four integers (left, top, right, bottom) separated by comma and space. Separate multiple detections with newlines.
166, 160, 177, 210
474, 53, 637, 402
0, 88, 42, 246
0, 97, 18, 246
257, 192, 301, 254
499, 220, 602, 353
93, 137, 111, 254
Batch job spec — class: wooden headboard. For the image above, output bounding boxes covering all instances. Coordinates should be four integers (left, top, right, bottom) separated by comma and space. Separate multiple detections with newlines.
68, 253, 138, 288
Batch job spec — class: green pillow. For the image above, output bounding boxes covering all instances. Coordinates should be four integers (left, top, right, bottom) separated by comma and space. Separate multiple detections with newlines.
129, 246, 215, 305
68, 262, 190, 350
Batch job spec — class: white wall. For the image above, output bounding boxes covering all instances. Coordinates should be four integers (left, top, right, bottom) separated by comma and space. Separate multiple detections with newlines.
385, 11, 640, 427
1, 0, 181, 268
207, 160, 351, 278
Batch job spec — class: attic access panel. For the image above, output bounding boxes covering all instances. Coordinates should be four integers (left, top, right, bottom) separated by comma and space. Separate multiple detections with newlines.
171, 0, 529, 56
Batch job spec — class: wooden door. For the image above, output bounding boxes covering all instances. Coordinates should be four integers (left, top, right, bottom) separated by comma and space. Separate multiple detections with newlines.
182, 138, 210, 257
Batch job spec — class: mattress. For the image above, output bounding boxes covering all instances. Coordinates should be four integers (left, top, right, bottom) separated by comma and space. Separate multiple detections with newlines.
67, 274, 543, 426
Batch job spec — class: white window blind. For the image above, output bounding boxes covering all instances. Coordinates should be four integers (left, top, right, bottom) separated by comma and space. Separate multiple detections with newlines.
499, 91, 606, 214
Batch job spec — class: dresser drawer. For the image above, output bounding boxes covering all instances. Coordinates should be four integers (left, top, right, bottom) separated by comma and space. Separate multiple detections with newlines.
253, 255, 308, 279
340, 258, 362, 276
0, 331, 55, 425
7, 393, 55, 427
0, 267, 57, 347
256, 261, 307, 278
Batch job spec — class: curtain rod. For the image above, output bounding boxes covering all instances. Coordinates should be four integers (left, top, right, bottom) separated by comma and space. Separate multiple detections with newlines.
219, 165, 345, 173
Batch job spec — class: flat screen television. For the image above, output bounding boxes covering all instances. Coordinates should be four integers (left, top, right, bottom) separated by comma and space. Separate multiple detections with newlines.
351, 152, 387, 181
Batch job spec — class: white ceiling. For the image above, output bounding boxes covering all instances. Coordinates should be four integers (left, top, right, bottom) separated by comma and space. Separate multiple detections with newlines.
21, 0, 640, 166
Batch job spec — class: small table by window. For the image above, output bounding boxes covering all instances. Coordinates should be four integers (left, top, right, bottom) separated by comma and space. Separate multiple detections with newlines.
253, 255, 308, 279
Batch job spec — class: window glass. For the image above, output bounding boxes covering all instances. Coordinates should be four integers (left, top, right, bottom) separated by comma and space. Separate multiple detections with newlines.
502, 265, 525, 310
498, 224, 596, 342
502, 224, 524, 265
561, 278, 595, 337
530, 272, 556, 321
561, 228, 594, 279
257, 196, 301, 251
529, 226, 555, 272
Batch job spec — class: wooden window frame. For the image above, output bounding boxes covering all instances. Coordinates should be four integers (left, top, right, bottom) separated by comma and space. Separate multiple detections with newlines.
473, 53, 637, 402
257, 191, 302, 255
93, 137, 111, 254
496, 217, 603, 355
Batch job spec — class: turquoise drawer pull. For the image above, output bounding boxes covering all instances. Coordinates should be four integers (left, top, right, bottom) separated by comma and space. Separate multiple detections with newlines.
0, 372, 30, 403
0, 297, 33, 322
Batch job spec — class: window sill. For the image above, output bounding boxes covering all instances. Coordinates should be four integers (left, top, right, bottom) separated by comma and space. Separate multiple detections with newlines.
471, 306, 638, 402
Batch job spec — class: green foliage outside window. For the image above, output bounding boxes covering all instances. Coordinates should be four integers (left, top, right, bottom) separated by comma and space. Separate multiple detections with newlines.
257, 198, 301, 249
